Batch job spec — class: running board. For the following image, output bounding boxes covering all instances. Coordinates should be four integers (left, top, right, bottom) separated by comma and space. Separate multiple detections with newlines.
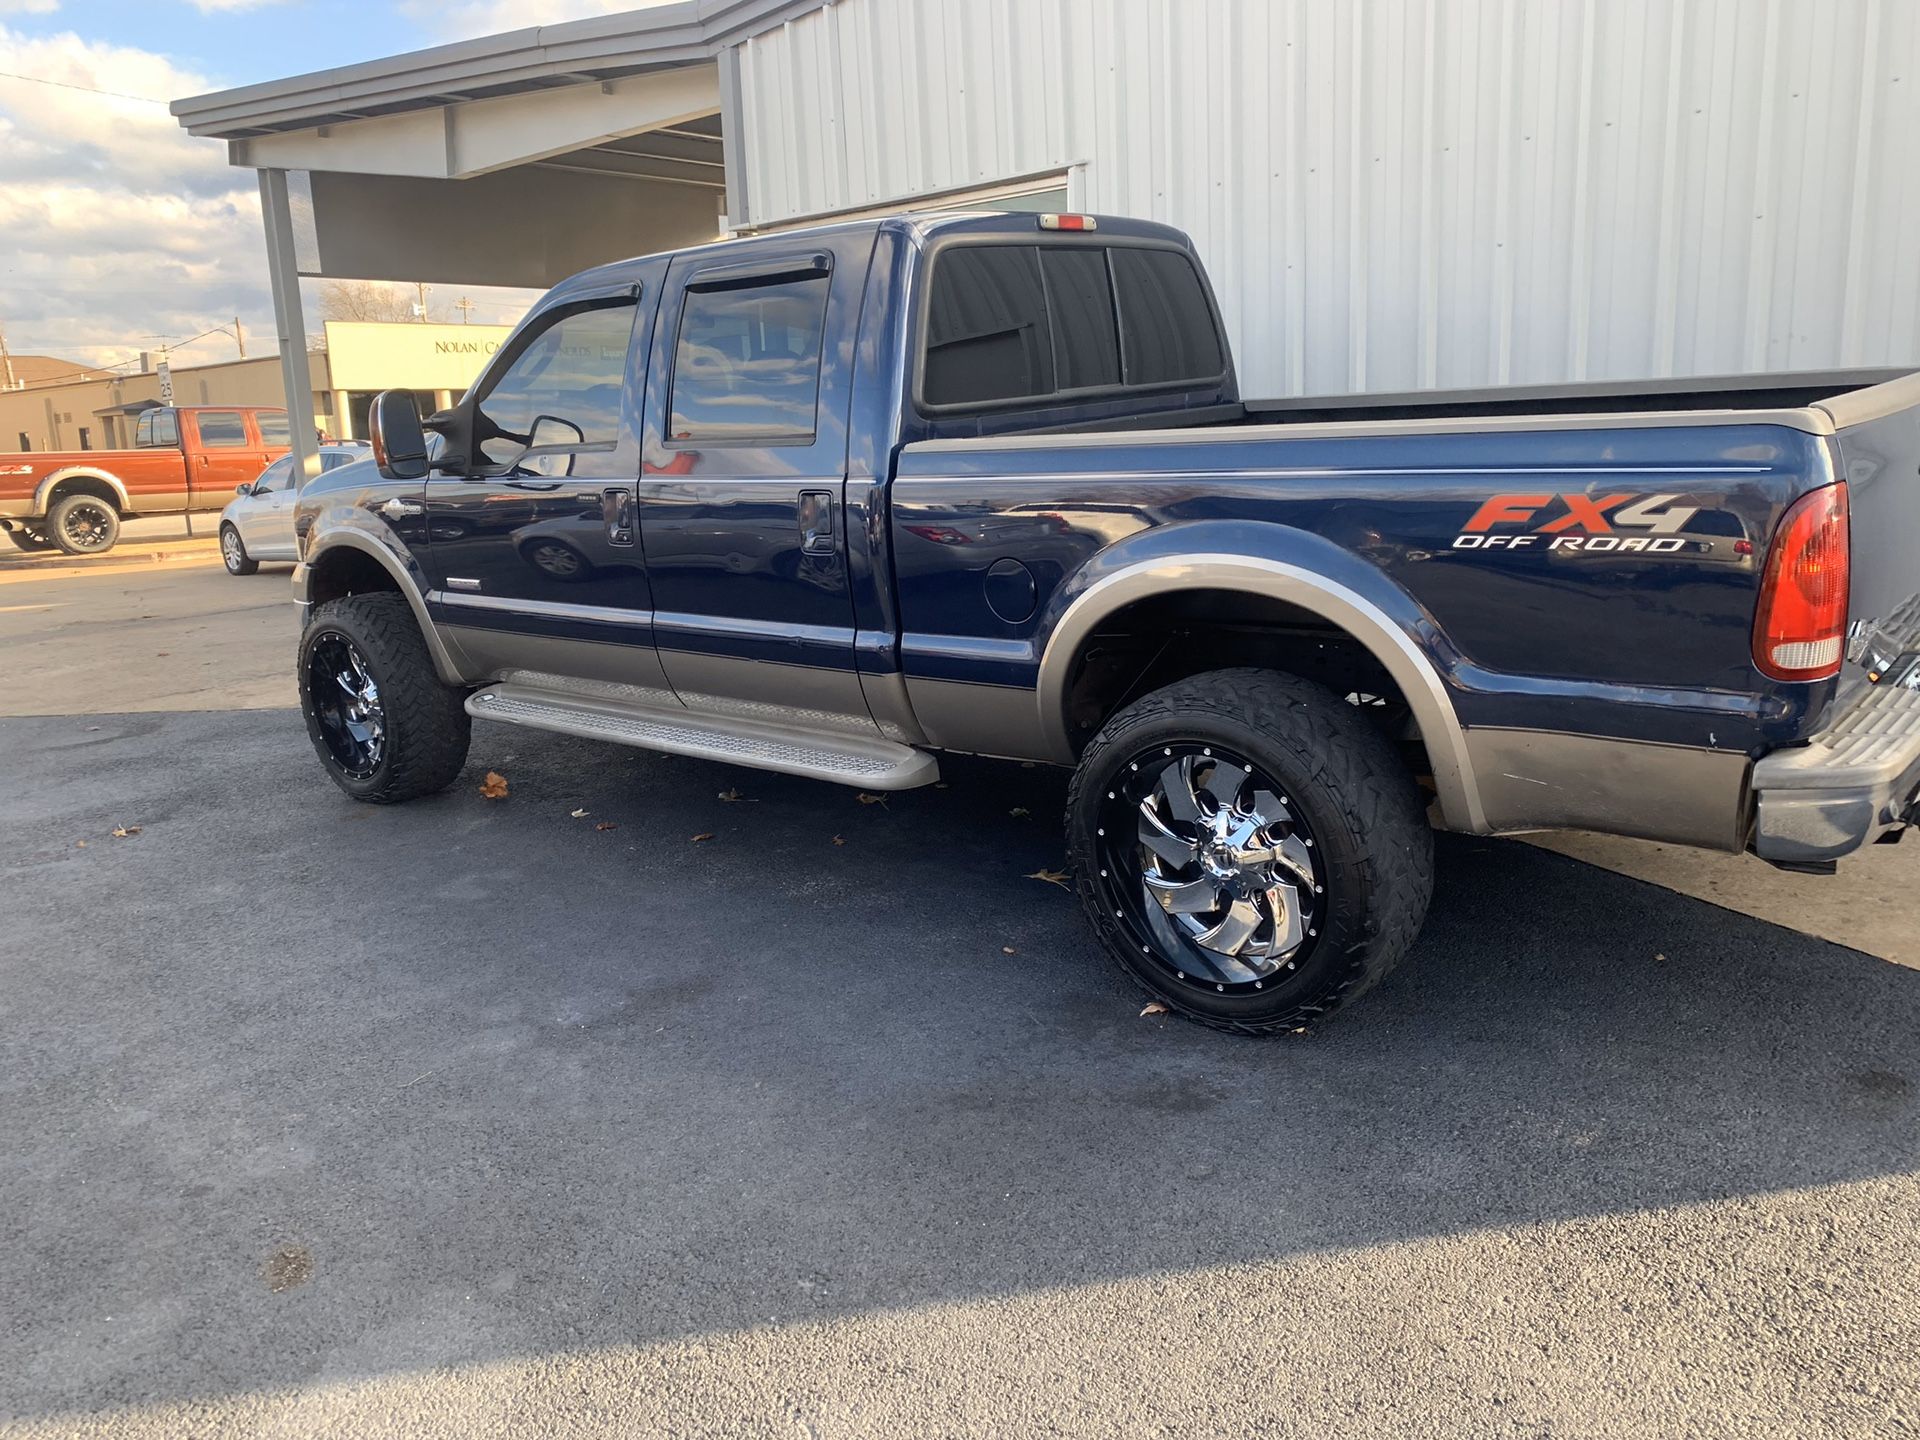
466, 683, 940, 791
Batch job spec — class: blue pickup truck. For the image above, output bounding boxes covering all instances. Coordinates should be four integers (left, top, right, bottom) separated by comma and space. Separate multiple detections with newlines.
291, 211, 1920, 1033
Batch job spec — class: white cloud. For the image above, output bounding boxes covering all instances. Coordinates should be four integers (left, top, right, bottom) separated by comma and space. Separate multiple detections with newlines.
0, 25, 269, 368
0, 2, 60, 16
405, 0, 678, 43
184, 0, 291, 11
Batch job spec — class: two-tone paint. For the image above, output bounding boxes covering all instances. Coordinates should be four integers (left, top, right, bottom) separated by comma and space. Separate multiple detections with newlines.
292, 211, 1920, 860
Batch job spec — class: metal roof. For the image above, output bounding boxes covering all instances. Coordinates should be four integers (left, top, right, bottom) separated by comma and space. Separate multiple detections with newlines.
170, 0, 828, 140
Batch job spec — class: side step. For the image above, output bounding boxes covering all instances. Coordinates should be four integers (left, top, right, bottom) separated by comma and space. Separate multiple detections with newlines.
466, 683, 940, 791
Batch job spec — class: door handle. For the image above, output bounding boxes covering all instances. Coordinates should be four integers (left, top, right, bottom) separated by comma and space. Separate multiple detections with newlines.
798, 489, 837, 556
601, 487, 635, 547
380, 498, 424, 520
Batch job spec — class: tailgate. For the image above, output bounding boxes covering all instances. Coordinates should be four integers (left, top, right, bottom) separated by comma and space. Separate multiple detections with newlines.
1823, 371, 1920, 662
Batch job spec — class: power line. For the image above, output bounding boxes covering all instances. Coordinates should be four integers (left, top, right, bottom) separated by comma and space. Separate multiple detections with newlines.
0, 70, 170, 106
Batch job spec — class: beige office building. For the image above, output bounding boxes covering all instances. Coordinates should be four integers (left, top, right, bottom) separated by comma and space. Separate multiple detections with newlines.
0, 321, 514, 454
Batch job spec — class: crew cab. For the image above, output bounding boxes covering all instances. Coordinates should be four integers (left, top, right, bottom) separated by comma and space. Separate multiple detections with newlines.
0, 405, 290, 555
288, 211, 1920, 1033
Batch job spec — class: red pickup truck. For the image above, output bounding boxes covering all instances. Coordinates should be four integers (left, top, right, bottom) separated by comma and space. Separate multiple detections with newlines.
0, 405, 290, 556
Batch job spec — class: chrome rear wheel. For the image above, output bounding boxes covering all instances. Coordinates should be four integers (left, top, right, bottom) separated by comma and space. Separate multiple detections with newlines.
1099, 745, 1323, 993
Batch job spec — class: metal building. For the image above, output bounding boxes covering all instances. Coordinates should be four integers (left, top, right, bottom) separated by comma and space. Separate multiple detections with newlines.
172, 0, 1920, 479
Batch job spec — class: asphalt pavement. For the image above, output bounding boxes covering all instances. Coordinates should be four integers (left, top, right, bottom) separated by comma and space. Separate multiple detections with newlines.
1, 565, 1916, 1438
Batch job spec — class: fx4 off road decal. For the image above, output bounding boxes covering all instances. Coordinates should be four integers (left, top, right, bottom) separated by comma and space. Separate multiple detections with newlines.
1452, 492, 1704, 553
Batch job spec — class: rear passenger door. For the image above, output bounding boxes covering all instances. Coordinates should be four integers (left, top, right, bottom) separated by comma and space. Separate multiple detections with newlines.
634, 234, 875, 734
188, 409, 269, 510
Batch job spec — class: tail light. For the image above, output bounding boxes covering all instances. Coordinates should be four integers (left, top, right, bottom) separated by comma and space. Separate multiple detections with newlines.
1753, 482, 1850, 681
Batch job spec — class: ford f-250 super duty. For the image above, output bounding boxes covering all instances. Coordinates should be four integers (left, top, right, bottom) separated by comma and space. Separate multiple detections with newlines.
288, 211, 1920, 1034
0, 405, 290, 555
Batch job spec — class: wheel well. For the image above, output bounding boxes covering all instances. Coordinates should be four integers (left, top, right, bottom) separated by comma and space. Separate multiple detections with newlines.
307, 546, 405, 607
46, 476, 122, 513
1062, 588, 1435, 783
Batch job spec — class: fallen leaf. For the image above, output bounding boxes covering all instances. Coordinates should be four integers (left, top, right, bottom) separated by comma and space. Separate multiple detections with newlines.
1002, 946, 1018, 955
831, 835, 847, 846
1026, 868, 1071, 890
1654, 952, 1668, 962
595, 821, 618, 832
1009, 806, 1030, 818
1140, 1002, 1170, 1017
1019, 761, 1037, 768
856, 792, 887, 806
570, 808, 590, 819
110, 826, 141, 838
74, 839, 87, 849
690, 832, 714, 844
479, 771, 510, 800
717, 787, 746, 803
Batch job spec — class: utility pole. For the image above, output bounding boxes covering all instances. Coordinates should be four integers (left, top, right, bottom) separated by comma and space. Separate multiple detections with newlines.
234, 316, 246, 359
454, 296, 476, 325
0, 318, 15, 391
416, 281, 430, 323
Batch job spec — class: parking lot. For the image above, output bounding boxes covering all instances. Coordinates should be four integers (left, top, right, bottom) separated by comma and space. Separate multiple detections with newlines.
2, 544, 1916, 1438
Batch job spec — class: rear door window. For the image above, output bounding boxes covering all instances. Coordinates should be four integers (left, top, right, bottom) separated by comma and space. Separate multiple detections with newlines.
668, 274, 831, 443
257, 411, 290, 447
196, 410, 249, 447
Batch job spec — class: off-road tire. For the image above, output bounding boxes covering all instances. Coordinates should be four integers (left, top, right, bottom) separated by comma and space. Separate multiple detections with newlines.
1066, 667, 1434, 1035
299, 592, 470, 803
220, 523, 259, 576
46, 493, 121, 556
4, 527, 53, 552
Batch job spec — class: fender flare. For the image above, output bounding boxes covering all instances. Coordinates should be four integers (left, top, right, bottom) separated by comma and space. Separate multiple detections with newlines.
1033, 551, 1488, 835
33, 467, 133, 516
298, 531, 470, 686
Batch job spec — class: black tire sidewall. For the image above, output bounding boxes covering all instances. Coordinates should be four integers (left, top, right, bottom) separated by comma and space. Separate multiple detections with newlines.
1067, 671, 1427, 1031
297, 594, 468, 803
48, 495, 120, 556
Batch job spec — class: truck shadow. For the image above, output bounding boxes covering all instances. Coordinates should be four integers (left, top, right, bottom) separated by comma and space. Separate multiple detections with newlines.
2, 717, 1916, 1419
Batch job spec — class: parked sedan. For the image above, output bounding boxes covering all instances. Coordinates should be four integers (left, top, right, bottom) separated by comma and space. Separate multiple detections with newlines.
219, 445, 368, 575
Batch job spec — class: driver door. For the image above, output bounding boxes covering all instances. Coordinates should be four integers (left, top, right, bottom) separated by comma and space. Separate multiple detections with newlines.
416, 277, 670, 694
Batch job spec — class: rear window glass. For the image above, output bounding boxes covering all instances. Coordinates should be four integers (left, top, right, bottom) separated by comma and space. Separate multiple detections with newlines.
1043, 248, 1122, 391
922, 242, 1222, 411
196, 411, 249, 447
1111, 248, 1225, 385
924, 246, 1054, 406
257, 412, 290, 447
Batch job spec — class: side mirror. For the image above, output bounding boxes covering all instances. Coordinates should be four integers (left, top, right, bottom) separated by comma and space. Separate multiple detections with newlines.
369, 390, 429, 481
235, 482, 254, 497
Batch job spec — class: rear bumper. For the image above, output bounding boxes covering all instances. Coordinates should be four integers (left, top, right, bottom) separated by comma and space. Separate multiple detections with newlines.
1751, 670, 1920, 863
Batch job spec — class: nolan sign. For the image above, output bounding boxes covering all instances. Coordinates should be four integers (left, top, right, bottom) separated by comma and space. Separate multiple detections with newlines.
323, 320, 516, 393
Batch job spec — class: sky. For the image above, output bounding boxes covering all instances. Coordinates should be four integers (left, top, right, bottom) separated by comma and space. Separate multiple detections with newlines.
0, 0, 666, 373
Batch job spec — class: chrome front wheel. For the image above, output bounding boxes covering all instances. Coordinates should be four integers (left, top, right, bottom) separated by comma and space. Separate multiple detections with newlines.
305, 631, 387, 779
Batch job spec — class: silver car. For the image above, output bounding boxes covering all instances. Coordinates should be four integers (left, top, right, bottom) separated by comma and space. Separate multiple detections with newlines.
219, 445, 368, 575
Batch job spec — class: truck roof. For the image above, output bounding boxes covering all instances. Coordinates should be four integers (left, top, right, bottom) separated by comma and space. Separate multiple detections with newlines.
548, 211, 1196, 302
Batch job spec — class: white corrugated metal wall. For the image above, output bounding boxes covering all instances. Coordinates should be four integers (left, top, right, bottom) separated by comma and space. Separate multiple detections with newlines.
736, 0, 1920, 398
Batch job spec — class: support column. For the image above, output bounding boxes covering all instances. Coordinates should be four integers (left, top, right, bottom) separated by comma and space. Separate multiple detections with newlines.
258, 168, 321, 491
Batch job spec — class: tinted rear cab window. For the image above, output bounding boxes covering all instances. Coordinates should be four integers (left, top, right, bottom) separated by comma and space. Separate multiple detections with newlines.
921, 241, 1222, 412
